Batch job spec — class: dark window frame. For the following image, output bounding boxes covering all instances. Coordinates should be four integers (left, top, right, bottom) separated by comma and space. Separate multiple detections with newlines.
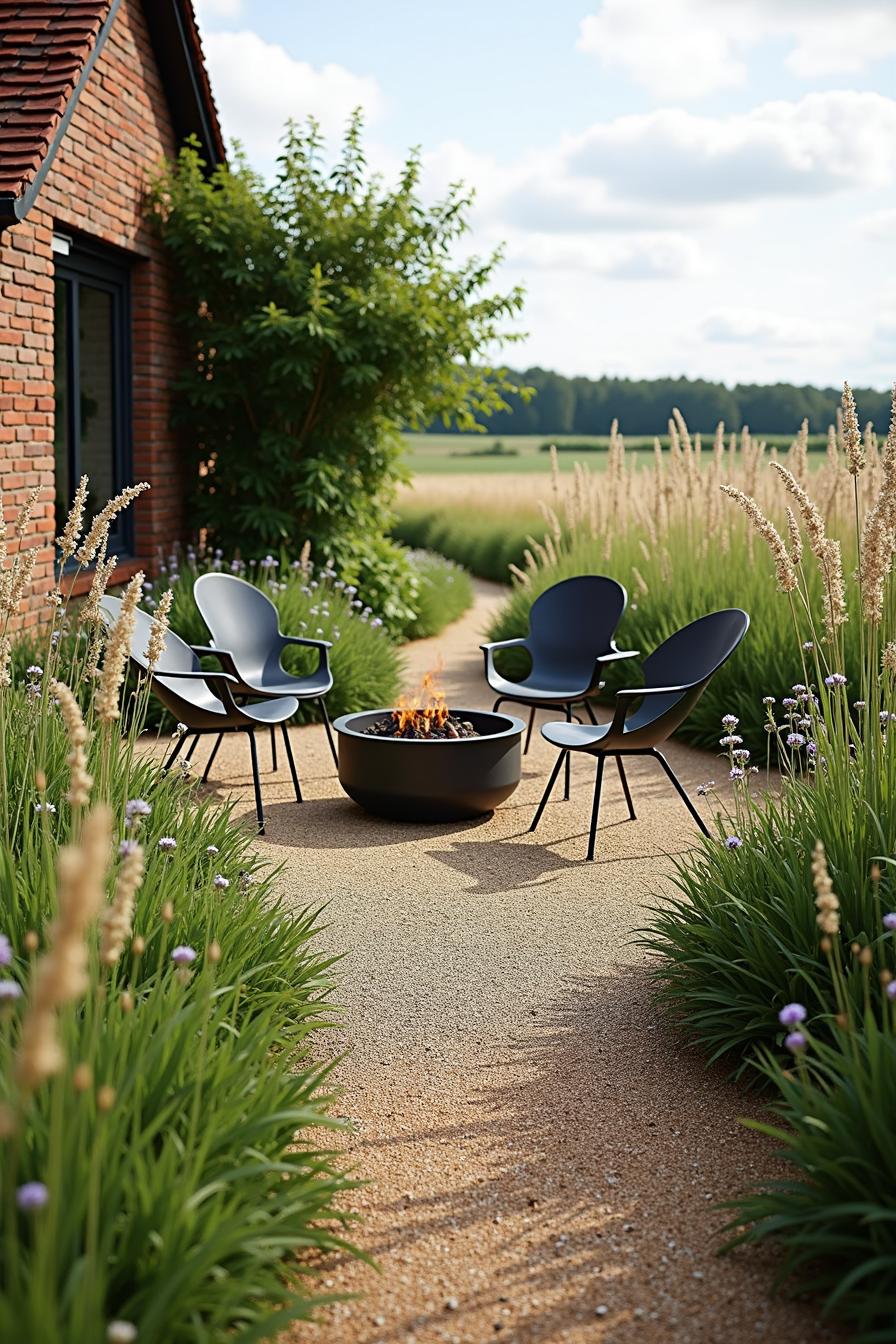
54, 237, 133, 558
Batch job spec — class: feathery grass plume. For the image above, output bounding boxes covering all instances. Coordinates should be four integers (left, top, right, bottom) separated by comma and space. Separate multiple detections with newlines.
298, 538, 311, 574
95, 571, 143, 723
100, 841, 144, 966
14, 484, 40, 540
16, 805, 112, 1092
842, 383, 864, 475
55, 475, 88, 561
812, 839, 840, 936
720, 485, 796, 592
859, 386, 896, 623
785, 507, 802, 565
508, 562, 530, 586
76, 482, 149, 566
632, 566, 648, 597
3, 546, 37, 619
0, 480, 6, 569
79, 546, 116, 627
0, 635, 11, 688
769, 461, 847, 635
788, 419, 809, 483
883, 641, 896, 677
826, 423, 839, 468
51, 679, 93, 807
144, 587, 173, 668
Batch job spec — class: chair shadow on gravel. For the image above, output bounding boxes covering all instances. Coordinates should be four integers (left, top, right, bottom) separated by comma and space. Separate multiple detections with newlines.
257, 797, 493, 848
322, 968, 835, 1344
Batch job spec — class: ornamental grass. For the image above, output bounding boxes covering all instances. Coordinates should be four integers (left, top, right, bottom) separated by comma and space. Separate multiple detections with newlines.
0, 477, 361, 1341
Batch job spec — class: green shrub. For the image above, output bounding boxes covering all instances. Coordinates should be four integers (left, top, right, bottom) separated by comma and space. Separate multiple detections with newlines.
402, 550, 473, 639
393, 504, 541, 583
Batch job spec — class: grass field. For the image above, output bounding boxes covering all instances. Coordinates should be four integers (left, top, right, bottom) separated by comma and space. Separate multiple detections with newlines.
401, 431, 828, 475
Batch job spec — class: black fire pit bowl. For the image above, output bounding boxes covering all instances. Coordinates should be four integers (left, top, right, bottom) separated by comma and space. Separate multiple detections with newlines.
333, 708, 526, 822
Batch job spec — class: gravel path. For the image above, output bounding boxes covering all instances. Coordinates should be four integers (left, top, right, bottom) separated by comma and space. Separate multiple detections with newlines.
190, 582, 836, 1344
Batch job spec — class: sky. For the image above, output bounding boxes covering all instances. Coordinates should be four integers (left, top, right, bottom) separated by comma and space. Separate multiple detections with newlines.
193, 0, 896, 390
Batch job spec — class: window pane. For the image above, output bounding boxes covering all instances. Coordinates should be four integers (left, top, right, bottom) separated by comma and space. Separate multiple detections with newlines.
53, 278, 70, 539
78, 284, 116, 525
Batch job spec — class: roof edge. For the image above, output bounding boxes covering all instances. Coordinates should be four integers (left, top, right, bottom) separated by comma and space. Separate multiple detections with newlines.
0, 0, 123, 229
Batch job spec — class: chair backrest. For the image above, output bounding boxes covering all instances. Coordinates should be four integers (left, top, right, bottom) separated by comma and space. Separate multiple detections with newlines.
526, 575, 627, 687
193, 573, 282, 683
623, 608, 749, 745
100, 595, 221, 717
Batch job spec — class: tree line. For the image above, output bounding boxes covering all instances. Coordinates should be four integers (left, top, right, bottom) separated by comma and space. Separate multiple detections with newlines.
432, 368, 893, 437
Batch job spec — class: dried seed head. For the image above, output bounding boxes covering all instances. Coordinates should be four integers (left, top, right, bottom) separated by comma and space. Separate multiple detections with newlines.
720, 485, 796, 592
144, 587, 173, 668
95, 571, 143, 723
96, 1085, 116, 1112
842, 382, 865, 474
56, 476, 88, 560
73, 1062, 92, 1092
812, 840, 840, 936
77, 483, 150, 566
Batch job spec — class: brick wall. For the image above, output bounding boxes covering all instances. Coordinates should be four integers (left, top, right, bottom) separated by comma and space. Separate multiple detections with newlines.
0, 0, 191, 625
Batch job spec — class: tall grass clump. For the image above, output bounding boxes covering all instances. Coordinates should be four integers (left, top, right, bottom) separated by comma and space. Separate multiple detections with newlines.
0, 475, 361, 1340
641, 385, 896, 1335
486, 417, 875, 746
401, 550, 473, 638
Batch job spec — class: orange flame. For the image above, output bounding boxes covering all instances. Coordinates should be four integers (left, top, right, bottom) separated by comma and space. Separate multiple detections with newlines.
393, 667, 449, 735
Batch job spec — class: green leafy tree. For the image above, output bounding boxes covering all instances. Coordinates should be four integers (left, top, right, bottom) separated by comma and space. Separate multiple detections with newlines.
148, 114, 526, 602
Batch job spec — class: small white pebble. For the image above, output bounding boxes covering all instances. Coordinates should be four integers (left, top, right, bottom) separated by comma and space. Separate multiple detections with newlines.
595, 1305, 608, 1317
445, 1299, 459, 1312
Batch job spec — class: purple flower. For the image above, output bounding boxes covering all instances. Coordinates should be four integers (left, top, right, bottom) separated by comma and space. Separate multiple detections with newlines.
762, 696, 776, 706
170, 946, 197, 967
785, 1031, 807, 1053
806, 741, 818, 757
887, 982, 896, 1001
0, 980, 22, 1001
16, 1182, 48, 1211
733, 748, 751, 762
213, 874, 230, 890
824, 673, 847, 688
778, 1002, 807, 1027
884, 913, 896, 932
792, 684, 807, 693
729, 767, 745, 780
206, 845, 219, 856
173, 722, 188, 738
854, 700, 867, 710
0, 934, 11, 967
786, 733, 805, 748
802, 642, 814, 651
719, 734, 743, 747
782, 697, 798, 709
725, 835, 743, 850
34, 802, 56, 815
157, 837, 177, 852
125, 799, 151, 819
721, 714, 739, 729
696, 781, 715, 796
118, 840, 140, 857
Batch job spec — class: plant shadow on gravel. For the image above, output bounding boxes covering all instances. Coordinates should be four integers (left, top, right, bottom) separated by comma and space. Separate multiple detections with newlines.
312, 971, 838, 1344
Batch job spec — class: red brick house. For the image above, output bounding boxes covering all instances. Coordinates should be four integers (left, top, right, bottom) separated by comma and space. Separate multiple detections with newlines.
0, 0, 225, 625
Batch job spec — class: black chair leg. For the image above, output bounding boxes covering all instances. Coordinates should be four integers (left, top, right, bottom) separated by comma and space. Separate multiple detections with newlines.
651, 750, 710, 837
270, 724, 278, 772
524, 706, 536, 755
184, 734, 200, 765
247, 730, 265, 835
492, 697, 504, 713
319, 699, 338, 768
201, 732, 224, 784
162, 733, 186, 772
281, 723, 303, 803
563, 705, 572, 800
615, 755, 636, 821
529, 750, 567, 832
583, 700, 599, 726
586, 754, 606, 861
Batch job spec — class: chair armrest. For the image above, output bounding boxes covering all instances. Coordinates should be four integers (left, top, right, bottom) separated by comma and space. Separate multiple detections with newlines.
281, 634, 333, 651
191, 645, 241, 677
152, 667, 239, 714
607, 682, 694, 736
479, 638, 529, 653
595, 648, 640, 663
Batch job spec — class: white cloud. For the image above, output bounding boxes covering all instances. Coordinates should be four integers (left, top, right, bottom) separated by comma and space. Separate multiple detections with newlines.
701, 308, 823, 347
566, 93, 896, 204
194, 0, 244, 21
201, 31, 384, 168
578, 0, 896, 100
504, 232, 704, 280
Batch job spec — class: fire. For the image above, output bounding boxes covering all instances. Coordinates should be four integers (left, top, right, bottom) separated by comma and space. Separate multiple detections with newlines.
393, 668, 450, 736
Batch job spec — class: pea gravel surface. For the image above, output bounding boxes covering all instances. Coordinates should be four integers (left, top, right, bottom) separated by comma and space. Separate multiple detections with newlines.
178, 580, 838, 1344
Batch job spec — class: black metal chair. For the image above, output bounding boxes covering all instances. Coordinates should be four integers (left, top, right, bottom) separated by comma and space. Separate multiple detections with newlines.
480, 575, 638, 799
193, 571, 337, 771
529, 608, 749, 859
100, 595, 302, 835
